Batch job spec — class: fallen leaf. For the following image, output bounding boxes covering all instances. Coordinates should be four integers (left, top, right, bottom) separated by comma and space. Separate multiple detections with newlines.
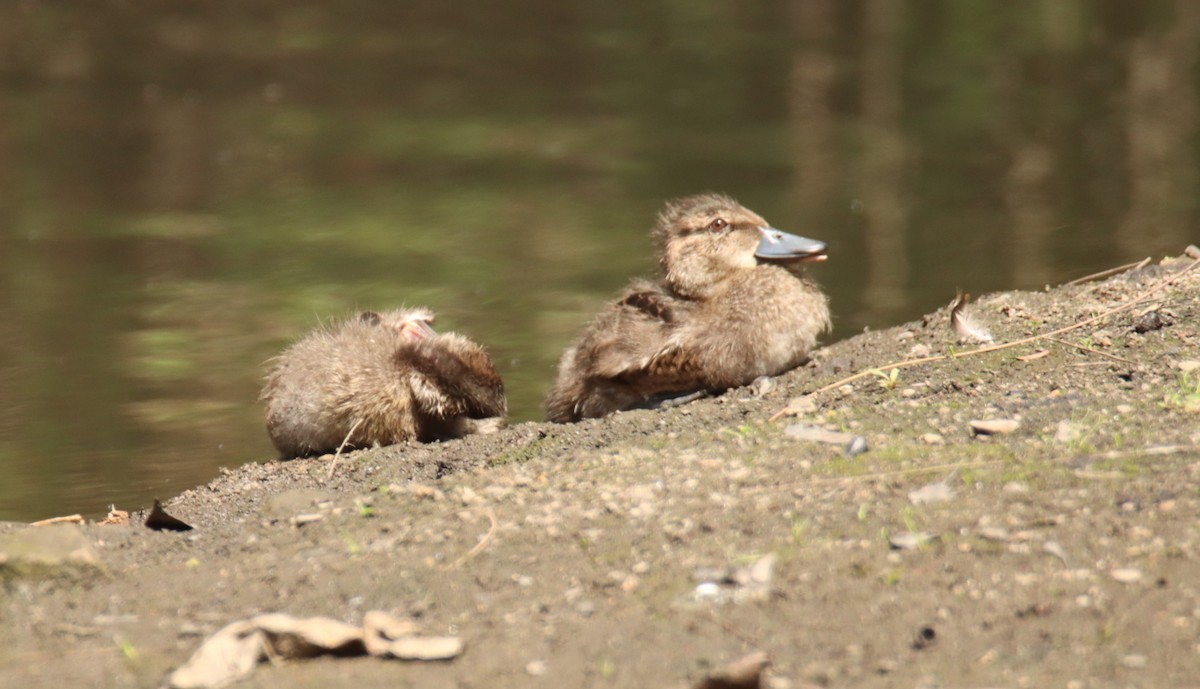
99, 506, 130, 526
168, 611, 464, 689
363, 611, 463, 660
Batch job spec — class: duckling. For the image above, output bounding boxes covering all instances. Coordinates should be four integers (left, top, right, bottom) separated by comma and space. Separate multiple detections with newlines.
262, 308, 506, 458
544, 193, 830, 423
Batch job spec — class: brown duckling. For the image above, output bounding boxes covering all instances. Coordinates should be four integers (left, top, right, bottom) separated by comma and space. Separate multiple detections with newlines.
262, 308, 506, 458
545, 193, 830, 423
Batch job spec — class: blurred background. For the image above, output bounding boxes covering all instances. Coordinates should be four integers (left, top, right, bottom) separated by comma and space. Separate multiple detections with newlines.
1, 0, 1198, 521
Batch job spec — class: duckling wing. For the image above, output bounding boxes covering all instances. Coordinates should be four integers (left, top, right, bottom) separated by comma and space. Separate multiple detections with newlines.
586, 284, 678, 379
588, 286, 710, 394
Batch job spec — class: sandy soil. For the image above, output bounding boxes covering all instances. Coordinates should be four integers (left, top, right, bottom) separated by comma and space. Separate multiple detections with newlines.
2, 254, 1198, 689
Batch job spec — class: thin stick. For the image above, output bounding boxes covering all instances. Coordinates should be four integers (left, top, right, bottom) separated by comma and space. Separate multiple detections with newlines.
1043, 337, 1138, 365
29, 514, 85, 527
447, 508, 499, 570
325, 418, 364, 481
1072, 445, 1198, 462
770, 253, 1200, 422
807, 459, 1003, 483
1065, 257, 1150, 286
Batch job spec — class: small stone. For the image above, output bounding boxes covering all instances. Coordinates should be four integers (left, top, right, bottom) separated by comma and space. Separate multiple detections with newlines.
909, 343, 932, 358
845, 436, 870, 456
909, 479, 955, 506
1120, 654, 1148, 669
889, 531, 938, 550
978, 527, 1009, 541
1115, 404, 1133, 414
970, 419, 1020, 436
694, 582, 722, 600
1111, 568, 1143, 584
920, 433, 945, 445
1053, 421, 1082, 444
1179, 360, 1200, 373
526, 660, 548, 676
784, 396, 818, 416
1002, 481, 1030, 495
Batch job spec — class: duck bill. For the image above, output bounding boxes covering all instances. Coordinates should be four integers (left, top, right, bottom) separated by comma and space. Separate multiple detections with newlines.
755, 227, 827, 263
400, 319, 438, 342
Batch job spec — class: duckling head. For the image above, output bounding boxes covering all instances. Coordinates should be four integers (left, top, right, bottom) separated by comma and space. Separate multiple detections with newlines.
655, 193, 826, 299
359, 308, 438, 342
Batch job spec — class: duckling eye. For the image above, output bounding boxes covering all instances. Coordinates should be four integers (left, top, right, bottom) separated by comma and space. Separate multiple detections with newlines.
707, 218, 728, 234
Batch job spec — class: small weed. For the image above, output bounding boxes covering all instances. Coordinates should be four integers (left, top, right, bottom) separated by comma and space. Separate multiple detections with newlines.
1163, 371, 1200, 413
883, 568, 903, 585
116, 636, 138, 663
856, 503, 869, 522
790, 516, 809, 543
598, 657, 616, 680
869, 368, 901, 391
357, 501, 376, 518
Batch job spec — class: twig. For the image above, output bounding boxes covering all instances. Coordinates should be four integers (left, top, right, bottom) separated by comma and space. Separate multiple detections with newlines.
1072, 445, 1199, 462
1043, 337, 1138, 365
770, 253, 1200, 422
325, 418, 364, 482
1065, 257, 1150, 286
29, 514, 85, 527
447, 508, 499, 570
808, 459, 1003, 483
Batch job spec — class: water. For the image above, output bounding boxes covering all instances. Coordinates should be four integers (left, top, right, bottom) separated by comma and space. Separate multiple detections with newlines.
2, 0, 1198, 521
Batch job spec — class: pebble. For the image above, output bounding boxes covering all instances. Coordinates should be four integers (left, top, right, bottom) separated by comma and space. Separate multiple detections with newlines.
1120, 654, 1148, 669
526, 660, 548, 676
909, 343, 932, 358
1053, 421, 1082, 444
1111, 568, 1143, 584
889, 531, 938, 550
970, 419, 1020, 436
921, 433, 945, 445
1180, 360, 1200, 373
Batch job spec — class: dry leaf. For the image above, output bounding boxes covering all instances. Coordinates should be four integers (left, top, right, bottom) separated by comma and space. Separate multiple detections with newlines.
363, 611, 464, 660
168, 611, 464, 689
99, 506, 130, 526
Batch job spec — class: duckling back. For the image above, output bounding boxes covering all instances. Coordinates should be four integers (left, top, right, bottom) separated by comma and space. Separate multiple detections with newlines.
262, 310, 506, 458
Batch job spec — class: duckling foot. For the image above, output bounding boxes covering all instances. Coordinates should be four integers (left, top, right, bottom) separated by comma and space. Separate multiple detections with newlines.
637, 390, 710, 411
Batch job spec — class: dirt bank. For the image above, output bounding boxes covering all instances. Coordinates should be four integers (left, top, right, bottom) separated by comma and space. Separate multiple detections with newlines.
2, 253, 1198, 689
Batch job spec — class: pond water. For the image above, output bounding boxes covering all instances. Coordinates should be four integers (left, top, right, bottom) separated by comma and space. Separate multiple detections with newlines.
2, 1, 1198, 521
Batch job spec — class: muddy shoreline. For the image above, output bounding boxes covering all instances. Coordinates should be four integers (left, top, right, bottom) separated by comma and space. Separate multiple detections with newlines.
2, 254, 1198, 688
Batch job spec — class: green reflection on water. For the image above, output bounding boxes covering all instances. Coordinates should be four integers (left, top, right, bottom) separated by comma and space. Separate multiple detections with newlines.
1, 0, 1198, 521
